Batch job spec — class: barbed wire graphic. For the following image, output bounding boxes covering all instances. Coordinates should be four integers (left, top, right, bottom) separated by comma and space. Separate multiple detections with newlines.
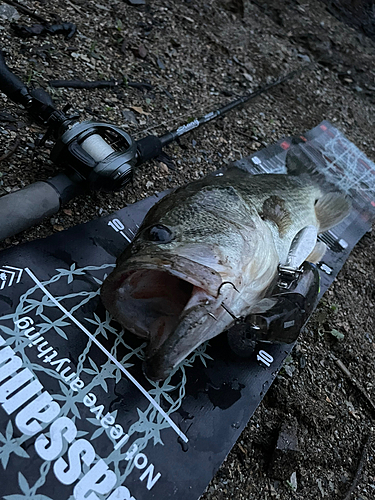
0, 263, 212, 498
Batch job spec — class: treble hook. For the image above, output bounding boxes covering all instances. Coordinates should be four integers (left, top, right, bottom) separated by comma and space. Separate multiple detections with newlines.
221, 302, 239, 320
207, 312, 218, 321
217, 281, 240, 296
217, 282, 241, 320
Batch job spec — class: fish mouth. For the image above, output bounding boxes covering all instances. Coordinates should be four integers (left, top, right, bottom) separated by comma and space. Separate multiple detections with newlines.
100, 254, 224, 380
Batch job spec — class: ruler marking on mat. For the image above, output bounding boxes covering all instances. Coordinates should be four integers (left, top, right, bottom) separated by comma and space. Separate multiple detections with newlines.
119, 230, 132, 243
25, 267, 188, 443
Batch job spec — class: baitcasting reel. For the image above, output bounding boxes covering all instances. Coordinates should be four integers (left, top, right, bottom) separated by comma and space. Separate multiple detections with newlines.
0, 50, 162, 194
21, 86, 140, 192
50, 121, 138, 192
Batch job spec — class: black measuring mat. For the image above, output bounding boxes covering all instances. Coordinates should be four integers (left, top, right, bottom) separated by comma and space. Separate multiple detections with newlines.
0, 122, 373, 500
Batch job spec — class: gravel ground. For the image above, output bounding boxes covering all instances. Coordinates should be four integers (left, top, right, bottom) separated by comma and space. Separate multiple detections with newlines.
0, 0, 375, 499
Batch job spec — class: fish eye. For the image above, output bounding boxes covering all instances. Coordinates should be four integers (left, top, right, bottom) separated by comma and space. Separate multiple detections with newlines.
144, 224, 174, 243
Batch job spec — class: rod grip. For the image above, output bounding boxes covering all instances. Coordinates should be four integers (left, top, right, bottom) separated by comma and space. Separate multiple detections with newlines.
0, 182, 61, 240
136, 135, 163, 164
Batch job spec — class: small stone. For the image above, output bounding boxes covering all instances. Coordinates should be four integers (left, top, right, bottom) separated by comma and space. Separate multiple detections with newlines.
298, 53, 311, 63
121, 110, 138, 125
269, 417, 300, 479
137, 45, 148, 59
125, 0, 146, 5
288, 472, 297, 491
157, 58, 166, 70
159, 162, 169, 173
0, 4, 20, 21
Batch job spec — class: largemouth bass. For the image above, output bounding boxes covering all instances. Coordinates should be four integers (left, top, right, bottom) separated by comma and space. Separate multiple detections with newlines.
101, 167, 350, 380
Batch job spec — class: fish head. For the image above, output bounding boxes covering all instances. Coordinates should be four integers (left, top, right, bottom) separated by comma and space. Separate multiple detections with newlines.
101, 181, 279, 380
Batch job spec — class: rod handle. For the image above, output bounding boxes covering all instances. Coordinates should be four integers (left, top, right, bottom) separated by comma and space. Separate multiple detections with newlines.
0, 182, 60, 240
0, 173, 82, 241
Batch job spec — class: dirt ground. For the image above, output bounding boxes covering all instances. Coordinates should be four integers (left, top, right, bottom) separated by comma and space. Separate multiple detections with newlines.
0, 0, 374, 498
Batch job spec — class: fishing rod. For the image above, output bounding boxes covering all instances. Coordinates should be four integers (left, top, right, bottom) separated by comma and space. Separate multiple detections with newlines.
0, 50, 309, 240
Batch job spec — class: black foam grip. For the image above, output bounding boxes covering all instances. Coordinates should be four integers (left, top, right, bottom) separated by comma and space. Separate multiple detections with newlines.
136, 135, 163, 164
0, 182, 61, 240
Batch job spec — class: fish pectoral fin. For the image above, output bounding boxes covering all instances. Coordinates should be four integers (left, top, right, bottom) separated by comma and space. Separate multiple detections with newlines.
315, 192, 351, 232
306, 240, 327, 263
261, 195, 291, 236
